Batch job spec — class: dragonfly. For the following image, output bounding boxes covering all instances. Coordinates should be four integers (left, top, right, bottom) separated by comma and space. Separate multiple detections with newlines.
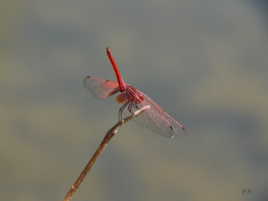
83, 48, 186, 138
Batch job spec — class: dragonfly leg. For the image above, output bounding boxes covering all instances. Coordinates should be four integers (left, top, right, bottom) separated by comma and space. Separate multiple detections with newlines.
128, 103, 150, 115
127, 102, 134, 113
128, 102, 141, 115
118, 101, 130, 121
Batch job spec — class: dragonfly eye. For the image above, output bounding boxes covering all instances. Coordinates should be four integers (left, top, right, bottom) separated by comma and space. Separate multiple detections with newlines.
116, 94, 128, 104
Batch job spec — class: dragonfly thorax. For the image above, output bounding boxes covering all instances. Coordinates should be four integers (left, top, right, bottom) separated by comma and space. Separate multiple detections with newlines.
116, 86, 144, 104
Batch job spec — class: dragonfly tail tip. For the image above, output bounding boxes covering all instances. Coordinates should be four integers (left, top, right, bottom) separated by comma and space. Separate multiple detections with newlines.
106, 47, 111, 52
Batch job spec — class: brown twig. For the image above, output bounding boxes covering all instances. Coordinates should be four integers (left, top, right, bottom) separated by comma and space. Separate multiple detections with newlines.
63, 105, 150, 201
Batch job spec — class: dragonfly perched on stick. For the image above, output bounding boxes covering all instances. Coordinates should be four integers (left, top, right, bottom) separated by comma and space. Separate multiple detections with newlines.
63, 48, 187, 201
84, 47, 186, 138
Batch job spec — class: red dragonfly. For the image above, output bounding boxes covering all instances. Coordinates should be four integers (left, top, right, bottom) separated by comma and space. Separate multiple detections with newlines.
83, 48, 186, 138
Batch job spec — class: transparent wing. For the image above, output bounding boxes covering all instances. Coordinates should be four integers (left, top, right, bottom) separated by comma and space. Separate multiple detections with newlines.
125, 89, 186, 138
83, 75, 120, 99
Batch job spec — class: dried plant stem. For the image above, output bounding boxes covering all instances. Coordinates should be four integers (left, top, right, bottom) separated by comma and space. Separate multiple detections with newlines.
63, 105, 150, 201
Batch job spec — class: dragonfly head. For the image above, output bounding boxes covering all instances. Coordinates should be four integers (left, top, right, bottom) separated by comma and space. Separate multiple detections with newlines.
116, 93, 128, 104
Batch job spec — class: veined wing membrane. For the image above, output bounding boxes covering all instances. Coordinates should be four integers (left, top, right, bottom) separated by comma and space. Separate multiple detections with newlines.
83, 76, 119, 99
124, 89, 186, 138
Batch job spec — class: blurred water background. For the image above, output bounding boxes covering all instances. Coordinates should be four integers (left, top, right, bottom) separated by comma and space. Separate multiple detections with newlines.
1, 0, 268, 201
